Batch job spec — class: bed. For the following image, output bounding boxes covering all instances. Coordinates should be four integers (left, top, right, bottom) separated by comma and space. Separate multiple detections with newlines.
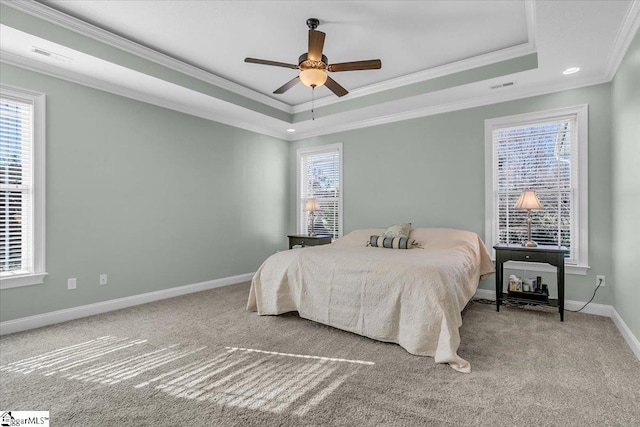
247, 227, 494, 372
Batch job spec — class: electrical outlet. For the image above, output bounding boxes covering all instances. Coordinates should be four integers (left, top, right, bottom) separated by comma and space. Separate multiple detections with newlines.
596, 275, 606, 287
99, 274, 107, 285
67, 278, 77, 290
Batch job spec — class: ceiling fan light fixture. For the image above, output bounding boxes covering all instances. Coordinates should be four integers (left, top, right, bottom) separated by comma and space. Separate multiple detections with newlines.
299, 68, 327, 88
244, 18, 381, 98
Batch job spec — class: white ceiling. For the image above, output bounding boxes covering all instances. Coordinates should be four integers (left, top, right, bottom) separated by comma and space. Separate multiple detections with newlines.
37, 0, 532, 106
1, 0, 639, 140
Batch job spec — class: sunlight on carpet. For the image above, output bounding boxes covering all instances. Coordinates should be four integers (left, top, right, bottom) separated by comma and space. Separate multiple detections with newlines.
0, 336, 373, 415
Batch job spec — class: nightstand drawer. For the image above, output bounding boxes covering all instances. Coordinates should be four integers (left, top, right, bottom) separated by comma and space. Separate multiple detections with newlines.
298, 239, 323, 246
287, 234, 332, 249
290, 237, 310, 246
510, 251, 547, 263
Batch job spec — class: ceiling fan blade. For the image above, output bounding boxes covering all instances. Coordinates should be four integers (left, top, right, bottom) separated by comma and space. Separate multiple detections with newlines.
245, 58, 298, 69
274, 76, 300, 94
308, 30, 326, 61
324, 76, 348, 97
328, 59, 382, 72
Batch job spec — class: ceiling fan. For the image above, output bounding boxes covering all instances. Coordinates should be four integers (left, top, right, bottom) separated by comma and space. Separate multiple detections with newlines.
244, 18, 382, 97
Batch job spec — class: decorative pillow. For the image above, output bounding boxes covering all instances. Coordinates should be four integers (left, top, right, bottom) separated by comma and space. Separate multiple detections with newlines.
382, 223, 411, 238
368, 235, 417, 249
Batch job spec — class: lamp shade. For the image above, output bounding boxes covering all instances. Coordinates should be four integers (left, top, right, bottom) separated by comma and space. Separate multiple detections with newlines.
514, 190, 544, 210
304, 198, 321, 212
299, 69, 328, 88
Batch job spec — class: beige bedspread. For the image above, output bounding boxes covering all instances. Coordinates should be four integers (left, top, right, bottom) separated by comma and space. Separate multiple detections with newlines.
247, 228, 494, 373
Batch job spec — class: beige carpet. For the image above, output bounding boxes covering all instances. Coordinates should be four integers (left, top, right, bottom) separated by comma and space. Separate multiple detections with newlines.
1, 282, 639, 426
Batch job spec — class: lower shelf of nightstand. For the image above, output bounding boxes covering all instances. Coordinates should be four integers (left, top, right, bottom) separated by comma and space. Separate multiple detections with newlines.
503, 293, 559, 307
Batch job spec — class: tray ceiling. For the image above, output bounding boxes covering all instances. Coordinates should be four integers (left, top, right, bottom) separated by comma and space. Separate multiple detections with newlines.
1, 0, 638, 140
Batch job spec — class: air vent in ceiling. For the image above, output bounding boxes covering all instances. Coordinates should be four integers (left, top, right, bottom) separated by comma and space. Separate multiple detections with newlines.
31, 46, 72, 63
32, 47, 52, 57
489, 81, 515, 90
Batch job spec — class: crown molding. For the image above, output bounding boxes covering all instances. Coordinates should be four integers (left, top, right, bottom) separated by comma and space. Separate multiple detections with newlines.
5, 0, 636, 124
604, 0, 640, 80
2, 0, 631, 143
524, 0, 537, 51
289, 74, 609, 141
292, 43, 537, 114
1, 47, 610, 144
1, 0, 293, 113
3, 0, 542, 115
292, 1, 538, 114
1, 51, 287, 140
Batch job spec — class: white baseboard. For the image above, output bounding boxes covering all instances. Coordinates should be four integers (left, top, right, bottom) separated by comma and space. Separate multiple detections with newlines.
564, 300, 613, 317
610, 307, 640, 361
473, 288, 639, 360
0, 272, 254, 336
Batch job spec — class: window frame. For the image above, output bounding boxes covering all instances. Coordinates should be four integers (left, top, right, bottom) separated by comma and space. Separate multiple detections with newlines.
1, 84, 47, 289
484, 105, 589, 275
296, 143, 343, 239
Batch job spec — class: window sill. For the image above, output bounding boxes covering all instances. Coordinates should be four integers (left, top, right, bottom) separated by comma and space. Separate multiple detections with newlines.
0, 272, 48, 289
501, 260, 589, 276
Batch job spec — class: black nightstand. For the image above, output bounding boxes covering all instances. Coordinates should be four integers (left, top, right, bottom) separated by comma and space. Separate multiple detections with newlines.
287, 234, 332, 249
494, 244, 569, 321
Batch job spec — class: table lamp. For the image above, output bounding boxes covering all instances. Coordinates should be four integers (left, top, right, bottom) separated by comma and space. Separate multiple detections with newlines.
514, 190, 544, 247
304, 198, 321, 236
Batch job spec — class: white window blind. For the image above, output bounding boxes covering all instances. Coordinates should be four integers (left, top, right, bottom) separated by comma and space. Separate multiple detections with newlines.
297, 144, 342, 238
0, 86, 46, 288
495, 116, 575, 258
1, 96, 33, 275
486, 105, 589, 272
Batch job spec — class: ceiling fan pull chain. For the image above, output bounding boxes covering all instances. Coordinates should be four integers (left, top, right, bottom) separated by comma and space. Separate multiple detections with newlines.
311, 86, 315, 121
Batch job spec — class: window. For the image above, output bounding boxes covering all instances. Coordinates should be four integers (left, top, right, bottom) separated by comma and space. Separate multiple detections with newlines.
297, 143, 343, 239
1, 85, 46, 289
485, 105, 588, 274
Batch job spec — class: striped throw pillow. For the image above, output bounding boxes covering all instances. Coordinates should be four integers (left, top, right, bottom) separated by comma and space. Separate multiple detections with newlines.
368, 235, 416, 249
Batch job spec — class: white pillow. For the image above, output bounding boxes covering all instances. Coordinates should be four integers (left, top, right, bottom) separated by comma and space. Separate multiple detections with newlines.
382, 223, 411, 238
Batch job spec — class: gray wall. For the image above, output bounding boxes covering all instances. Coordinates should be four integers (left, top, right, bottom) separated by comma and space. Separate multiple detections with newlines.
289, 84, 614, 305
0, 63, 289, 322
612, 32, 640, 341
1, 34, 636, 342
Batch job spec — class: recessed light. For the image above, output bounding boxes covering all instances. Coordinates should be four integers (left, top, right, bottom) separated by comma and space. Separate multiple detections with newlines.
286, 128, 296, 133
562, 67, 581, 75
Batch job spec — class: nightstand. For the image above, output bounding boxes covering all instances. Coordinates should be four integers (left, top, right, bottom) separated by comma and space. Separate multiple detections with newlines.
494, 244, 569, 321
287, 234, 332, 249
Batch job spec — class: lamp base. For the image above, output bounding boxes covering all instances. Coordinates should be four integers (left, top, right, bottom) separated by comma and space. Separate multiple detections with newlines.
522, 240, 538, 247
308, 212, 316, 237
